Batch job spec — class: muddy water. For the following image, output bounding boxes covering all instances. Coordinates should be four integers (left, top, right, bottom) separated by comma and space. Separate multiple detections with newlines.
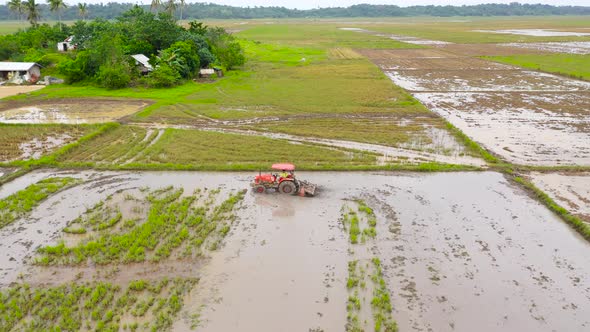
1, 170, 589, 332
530, 172, 590, 223
364, 47, 590, 166
0, 101, 148, 124
500, 41, 590, 55
473, 29, 590, 37
414, 92, 590, 166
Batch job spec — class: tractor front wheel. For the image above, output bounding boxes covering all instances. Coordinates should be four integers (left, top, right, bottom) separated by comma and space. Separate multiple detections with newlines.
253, 185, 266, 194
278, 181, 296, 195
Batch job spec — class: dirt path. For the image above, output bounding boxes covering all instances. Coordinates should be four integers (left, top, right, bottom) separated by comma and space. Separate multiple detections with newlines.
0, 86, 44, 99
2, 170, 587, 331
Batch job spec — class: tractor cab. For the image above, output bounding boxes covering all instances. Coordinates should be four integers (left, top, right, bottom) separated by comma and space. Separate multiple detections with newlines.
251, 163, 316, 196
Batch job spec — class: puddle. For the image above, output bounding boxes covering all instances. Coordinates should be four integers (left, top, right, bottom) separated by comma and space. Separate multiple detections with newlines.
1, 170, 588, 331
500, 41, 590, 54
0, 100, 148, 124
529, 172, 590, 223
17, 134, 73, 160
473, 29, 590, 37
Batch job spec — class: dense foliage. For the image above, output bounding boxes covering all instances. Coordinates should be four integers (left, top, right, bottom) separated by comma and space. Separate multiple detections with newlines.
0, 6, 245, 88
1, 2, 589, 20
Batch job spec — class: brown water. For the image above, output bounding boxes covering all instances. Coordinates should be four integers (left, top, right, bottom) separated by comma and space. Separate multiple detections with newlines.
1, 170, 588, 331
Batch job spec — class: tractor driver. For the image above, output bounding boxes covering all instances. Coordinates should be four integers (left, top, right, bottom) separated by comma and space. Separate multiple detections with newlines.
280, 169, 289, 180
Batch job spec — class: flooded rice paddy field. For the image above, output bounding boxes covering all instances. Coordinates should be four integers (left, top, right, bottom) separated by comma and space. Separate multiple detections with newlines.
0, 99, 149, 124
499, 41, 590, 54
0, 170, 589, 331
361, 47, 590, 166
529, 172, 590, 224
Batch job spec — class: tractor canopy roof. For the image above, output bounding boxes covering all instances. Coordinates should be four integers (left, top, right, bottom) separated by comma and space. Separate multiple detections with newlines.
271, 163, 295, 171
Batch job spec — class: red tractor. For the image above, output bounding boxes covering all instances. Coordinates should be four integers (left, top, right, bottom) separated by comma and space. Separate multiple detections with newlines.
251, 163, 317, 196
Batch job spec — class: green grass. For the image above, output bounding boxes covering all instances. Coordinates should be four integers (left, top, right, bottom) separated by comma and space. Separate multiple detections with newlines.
36, 186, 245, 265
58, 125, 148, 163
0, 177, 79, 229
129, 128, 377, 168
484, 54, 590, 81
0, 278, 196, 331
513, 176, 590, 242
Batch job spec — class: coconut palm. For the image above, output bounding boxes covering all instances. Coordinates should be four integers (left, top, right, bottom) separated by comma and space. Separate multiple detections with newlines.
47, 0, 67, 27
8, 0, 25, 23
78, 3, 88, 20
164, 0, 177, 16
179, 0, 185, 21
150, 0, 161, 13
23, 0, 40, 26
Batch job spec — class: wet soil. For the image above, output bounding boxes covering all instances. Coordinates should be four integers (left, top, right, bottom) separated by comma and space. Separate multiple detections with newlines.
498, 41, 590, 55
0, 99, 150, 124
361, 46, 590, 166
1, 170, 588, 331
529, 172, 590, 223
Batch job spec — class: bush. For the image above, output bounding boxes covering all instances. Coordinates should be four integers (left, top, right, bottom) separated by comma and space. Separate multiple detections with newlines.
96, 62, 132, 89
145, 64, 181, 88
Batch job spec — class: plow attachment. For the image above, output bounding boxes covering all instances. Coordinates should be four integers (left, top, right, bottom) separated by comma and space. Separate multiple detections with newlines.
297, 180, 317, 197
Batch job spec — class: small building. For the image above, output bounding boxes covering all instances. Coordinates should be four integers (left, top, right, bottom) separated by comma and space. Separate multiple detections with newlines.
131, 54, 153, 74
213, 67, 224, 77
199, 68, 215, 78
57, 36, 76, 52
0, 62, 42, 84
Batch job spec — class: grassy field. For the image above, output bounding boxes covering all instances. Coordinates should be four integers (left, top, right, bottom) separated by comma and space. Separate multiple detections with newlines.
60, 127, 377, 169
484, 54, 590, 80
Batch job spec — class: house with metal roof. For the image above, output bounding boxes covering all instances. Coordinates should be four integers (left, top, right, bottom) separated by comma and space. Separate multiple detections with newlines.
131, 54, 153, 74
0, 62, 42, 84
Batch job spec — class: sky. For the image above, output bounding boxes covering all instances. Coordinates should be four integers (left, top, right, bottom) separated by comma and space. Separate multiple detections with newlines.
6, 1, 587, 9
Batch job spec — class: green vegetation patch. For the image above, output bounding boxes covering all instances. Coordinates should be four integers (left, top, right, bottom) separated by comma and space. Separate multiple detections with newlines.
0, 278, 196, 332
256, 115, 448, 151
130, 128, 376, 168
0, 124, 94, 162
36, 186, 245, 265
346, 259, 397, 332
484, 54, 590, 81
341, 200, 378, 244
0, 177, 79, 229
58, 125, 149, 164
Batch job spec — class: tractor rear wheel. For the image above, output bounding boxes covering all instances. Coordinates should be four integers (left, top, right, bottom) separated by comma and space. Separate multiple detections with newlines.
253, 185, 266, 194
278, 181, 296, 195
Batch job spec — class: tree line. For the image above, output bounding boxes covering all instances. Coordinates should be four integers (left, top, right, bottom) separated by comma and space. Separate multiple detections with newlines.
1, 2, 589, 21
0, 6, 245, 89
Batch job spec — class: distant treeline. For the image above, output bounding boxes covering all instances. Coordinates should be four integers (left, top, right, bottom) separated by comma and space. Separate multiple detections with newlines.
1, 2, 590, 21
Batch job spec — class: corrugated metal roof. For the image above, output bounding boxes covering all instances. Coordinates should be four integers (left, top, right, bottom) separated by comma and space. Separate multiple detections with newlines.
0, 62, 39, 71
200, 69, 215, 74
131, 54, 153, 69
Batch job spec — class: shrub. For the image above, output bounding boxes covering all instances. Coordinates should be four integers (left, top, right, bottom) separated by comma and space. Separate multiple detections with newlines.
145, 64, 181, 88
96, 62, 132, 89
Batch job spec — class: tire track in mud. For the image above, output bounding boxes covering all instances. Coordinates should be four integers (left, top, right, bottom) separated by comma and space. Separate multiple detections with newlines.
123, 128, 165, 164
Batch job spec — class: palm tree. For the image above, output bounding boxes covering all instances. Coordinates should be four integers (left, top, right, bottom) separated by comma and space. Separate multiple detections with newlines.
8, 0, 25, 23
23, 0, 40, 26
179, 0, 185, 21
164, 0, 177, 16
78, 3, 88, 21
150, 0, 161, 13
47, 0, 67, 27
